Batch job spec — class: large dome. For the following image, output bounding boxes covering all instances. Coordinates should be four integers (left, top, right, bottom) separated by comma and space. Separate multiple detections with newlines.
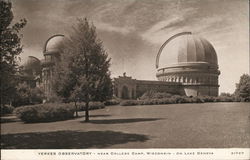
156, 32, 220, 97
156, 32, 218, 69
43, 35, 64, 55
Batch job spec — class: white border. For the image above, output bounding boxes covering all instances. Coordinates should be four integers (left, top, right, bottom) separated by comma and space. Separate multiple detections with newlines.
1, 148, 250, 160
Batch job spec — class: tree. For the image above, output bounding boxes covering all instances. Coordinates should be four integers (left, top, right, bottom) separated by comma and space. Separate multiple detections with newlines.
220, 92, 232, 97
13, 83, 44, 107
0, 0, 27, 106
53, 18, 113, 122
234, 74, 250, 100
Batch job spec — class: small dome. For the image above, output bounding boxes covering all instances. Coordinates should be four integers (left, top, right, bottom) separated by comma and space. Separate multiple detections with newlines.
156, 32, 218, 69
23, 56, 41, 71
44, 35, 64, 54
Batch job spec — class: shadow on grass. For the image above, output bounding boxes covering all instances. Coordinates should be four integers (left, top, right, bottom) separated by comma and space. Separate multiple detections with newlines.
0, 115, 21, 124
76, 114, 112, 118
83, 118, 162, 124
1, 130, 149, 149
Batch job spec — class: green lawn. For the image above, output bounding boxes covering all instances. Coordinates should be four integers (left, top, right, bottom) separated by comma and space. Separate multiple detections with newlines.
1, 103, 249, 149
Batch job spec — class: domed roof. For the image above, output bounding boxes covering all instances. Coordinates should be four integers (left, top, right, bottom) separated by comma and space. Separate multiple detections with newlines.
22, 56, 41, 73
156, 32, 218, 69
23, 56, 40, 70
44, 34, 64, 54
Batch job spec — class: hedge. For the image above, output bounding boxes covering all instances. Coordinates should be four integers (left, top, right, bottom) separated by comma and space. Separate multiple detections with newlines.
104, 99, 121, 106
120, 95, 247, 106
74, 102, 105, 111
120, 100, 140, 106
120, 97, 205, 106
1, 105, 15, 115
14, 103, 75, 123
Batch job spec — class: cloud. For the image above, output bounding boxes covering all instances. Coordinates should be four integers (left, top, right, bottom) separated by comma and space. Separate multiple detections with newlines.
11, 0, 249, 94
95, 21, 134, 35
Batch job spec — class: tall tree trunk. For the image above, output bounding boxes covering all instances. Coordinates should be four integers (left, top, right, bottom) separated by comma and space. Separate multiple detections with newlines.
85, 101, 89, 122
74, 100, 78, 117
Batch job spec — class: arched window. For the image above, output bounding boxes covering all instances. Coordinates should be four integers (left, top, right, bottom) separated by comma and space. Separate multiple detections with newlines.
121, 86, 129, 99
115, 87, 118, 97
132, 89, 135, 99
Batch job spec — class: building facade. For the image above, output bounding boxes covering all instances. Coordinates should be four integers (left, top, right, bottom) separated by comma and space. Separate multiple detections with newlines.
18, 56, 42, 88
113, 73, 184, 99
20, 32, 220, 100
41, 35, 64, 98
114, 32, 220, 99
19, 35, 65, 100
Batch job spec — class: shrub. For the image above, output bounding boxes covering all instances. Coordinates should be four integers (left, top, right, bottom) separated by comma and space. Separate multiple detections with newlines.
149, 92, 173, 99
104, 99, 121, 106
217, 96, 234, 102
162, 97, 177, 104
120, 100, 139, 106
140, 90, 173, 100
1, 105, 15, 115
197, 96, 215, 102
14, 103, 75, 123
194, 97, 205, 103
139, 90, 156, 100
119, 95, 247, 107
13, 84, 45, 107
76, 102, 105, 111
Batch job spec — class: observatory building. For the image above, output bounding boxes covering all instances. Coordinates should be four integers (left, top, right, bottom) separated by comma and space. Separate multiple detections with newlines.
114, 32, 220, 99
156, 32, 220, 97
19, 35, 65, 100
20, 32, 220, 100
42, 35, 65, 98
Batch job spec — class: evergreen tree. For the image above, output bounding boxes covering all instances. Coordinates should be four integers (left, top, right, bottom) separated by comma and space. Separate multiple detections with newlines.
0, 0, 27, 106
234, 74, 250, 100
53, 18, 113, 121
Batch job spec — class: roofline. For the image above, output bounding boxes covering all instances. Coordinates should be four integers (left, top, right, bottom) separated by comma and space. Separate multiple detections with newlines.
28, 56, 40, 62
155, 32, 192, 69
43, 34, 65, 53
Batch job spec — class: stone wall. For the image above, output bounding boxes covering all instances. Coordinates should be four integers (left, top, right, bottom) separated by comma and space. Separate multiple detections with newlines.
113, 75, 184, 99
135, 80, 184, 98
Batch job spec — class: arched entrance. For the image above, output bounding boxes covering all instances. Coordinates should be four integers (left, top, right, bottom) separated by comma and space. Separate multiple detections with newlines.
121, 86, 129, 99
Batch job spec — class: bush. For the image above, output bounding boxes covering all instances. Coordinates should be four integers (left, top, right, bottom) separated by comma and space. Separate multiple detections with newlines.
13, 84, 44, 107
120, 96, 207, 106
119, 94, 247, 107
140, 90, 173, 100
1, 105, 15, 115
120, 100, 139, 106
14, 103, 75, 123
76, 102, 105, 111
217, 96, 234, 102
104, 99, 121, 106
197, 96, 215, 102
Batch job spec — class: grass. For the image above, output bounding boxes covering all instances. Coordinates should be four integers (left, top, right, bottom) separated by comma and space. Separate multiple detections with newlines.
1, 102, 250, 148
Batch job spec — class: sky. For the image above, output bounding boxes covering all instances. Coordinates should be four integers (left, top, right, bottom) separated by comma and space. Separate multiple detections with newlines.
12, 0, 249, 94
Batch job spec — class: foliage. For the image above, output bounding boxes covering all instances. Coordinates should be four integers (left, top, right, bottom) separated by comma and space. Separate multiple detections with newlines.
12, 83, 44, 107
120, 100, 140, 106
119, 94, 248, 106
45, 92, 62, 103
0, 0, 27, 106
1, 105, 14, 115
140, 90, 172, 100
13, 83, 30, 106
30, 87, 45, 103
53, 18, 112, 121
104, 99, 121, 106
74, 101, 105, 111
14, 103, 75, 123
197, 96, 215, 102
220, 92, 233, 97
234, 74, 250, 100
